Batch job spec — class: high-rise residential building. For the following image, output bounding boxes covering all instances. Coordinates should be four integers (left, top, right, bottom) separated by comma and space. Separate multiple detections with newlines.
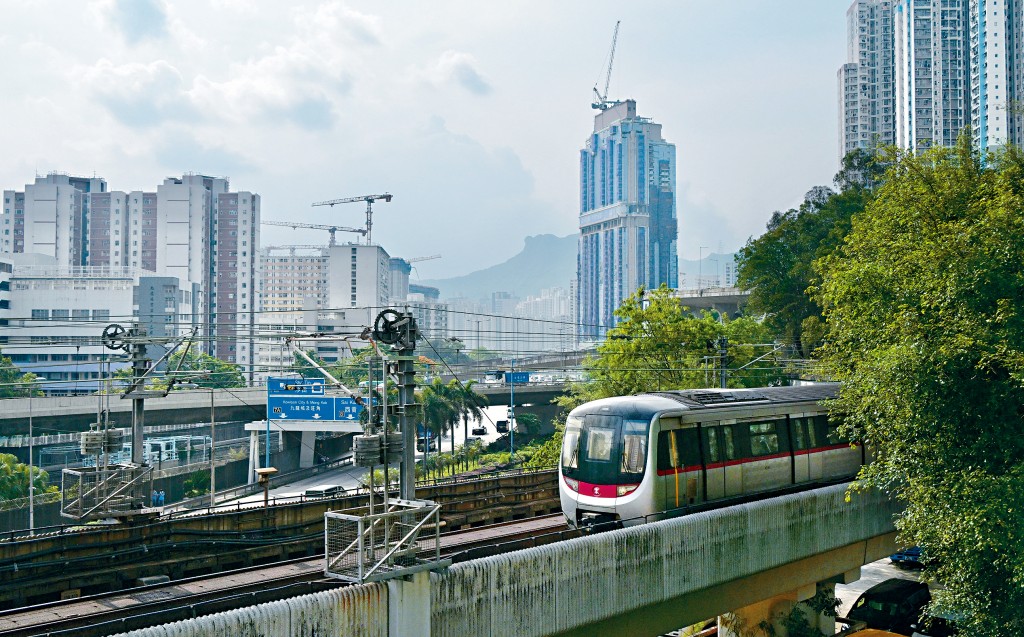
154, 175, 260, 370
894, 0, 969, 150
841, 0, 1024, 158
259, 247, 329, 313
577, 99, 678, 340
970, 0, 1014, 150
2, 172, 260, 376
406, 284, 448, 342
838, 0, 897, 162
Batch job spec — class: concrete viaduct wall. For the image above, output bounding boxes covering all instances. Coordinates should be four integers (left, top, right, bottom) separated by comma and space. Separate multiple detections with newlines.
0, 388, 268, 435
113, 483, 901, 637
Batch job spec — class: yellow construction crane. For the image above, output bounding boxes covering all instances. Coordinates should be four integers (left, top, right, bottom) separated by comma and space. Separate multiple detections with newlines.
260, 220, 366, 247
311, 193, 393, 245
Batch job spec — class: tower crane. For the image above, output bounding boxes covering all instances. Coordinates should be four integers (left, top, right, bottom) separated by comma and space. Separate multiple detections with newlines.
261, 220, 367, 247
311, 193, 392, 246
405, 254, 441, 264
592, 20, 621, 111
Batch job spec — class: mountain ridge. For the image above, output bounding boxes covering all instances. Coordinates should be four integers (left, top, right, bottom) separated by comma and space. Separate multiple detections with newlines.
416, 233, 577, 300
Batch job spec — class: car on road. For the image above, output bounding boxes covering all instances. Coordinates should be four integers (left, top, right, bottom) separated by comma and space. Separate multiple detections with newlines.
891, 546, 924, 568
847, 578, 931, 635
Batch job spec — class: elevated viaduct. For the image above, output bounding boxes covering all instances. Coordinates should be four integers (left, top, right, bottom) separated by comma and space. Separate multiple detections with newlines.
110, 482, 899, 637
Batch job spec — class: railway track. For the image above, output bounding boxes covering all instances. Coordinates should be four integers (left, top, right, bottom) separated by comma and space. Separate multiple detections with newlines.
0, 514, 574, 637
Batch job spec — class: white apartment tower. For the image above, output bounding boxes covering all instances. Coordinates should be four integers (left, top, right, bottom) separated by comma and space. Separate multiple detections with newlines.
894, 0, 970, 150
259, 247, 329, 313
839, 0, 897, 162
969, 0, 1017, 150
2, 172, 260, 375
841, 0, 1024, 158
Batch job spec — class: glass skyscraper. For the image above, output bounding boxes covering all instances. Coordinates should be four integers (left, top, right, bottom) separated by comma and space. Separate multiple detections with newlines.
577, 99, 678, 340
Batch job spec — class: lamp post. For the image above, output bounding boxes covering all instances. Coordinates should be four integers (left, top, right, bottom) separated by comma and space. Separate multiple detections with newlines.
698, 246, 708, 291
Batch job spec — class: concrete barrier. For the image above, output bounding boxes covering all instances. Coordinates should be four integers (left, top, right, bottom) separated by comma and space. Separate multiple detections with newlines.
103, 483, 899, 637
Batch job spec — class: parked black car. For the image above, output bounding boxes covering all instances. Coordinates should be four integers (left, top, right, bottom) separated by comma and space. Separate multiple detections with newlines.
848, 578, 931, 635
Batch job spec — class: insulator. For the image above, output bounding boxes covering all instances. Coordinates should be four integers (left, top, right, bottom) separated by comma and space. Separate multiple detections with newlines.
354, 434, 382, 468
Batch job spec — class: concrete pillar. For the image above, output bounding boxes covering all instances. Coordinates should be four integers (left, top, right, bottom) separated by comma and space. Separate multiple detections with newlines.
299, 431, 316, 468
719, 583, 837, 637
388, 571, 431, 637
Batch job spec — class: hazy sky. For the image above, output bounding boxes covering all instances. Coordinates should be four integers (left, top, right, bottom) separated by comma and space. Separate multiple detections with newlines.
0, 1, 846, 279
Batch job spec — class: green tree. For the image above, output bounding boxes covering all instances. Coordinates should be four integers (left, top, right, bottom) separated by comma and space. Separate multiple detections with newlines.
815, 135, 1024, 635
565, 285, 785, 409
453, 380, 488, 471
736, 182, 872, 356
0, 352, 41, 398
0, 453, 53, 501
167, 350, 246, 388
419, 379, 458, 474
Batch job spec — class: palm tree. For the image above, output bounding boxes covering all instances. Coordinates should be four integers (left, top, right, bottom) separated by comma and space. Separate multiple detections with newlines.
455, 380, 488, 471
419, 379, 457, 477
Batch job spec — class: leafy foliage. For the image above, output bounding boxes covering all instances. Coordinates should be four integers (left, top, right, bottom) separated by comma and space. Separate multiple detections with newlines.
0, 454, 54, 501
167, 350, 245, 388
563, 285, 785, 411
0, 352, 41, 398
815, 135, 1024, 635
736, 180, 873, 356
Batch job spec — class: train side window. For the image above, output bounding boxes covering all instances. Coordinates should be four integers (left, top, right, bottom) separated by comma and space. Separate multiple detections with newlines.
721, 426, 736, 460
817, 415, 845, 445
659, 427, 700, 471
806, 418, 818, 448
704, 428, 720, 463
792, 418, 806, 450
620, 420, 648, 475
749, 422, 779, 456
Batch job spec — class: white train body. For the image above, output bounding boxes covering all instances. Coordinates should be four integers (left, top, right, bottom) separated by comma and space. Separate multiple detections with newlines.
559, 384, 864, 529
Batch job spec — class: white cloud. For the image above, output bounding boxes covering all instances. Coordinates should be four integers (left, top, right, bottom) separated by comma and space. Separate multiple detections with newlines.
426, 50, 493, 96
79, 59, 198, 127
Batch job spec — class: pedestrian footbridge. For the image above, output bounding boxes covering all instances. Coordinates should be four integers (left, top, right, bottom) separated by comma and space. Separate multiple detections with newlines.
113, 483, 901, 637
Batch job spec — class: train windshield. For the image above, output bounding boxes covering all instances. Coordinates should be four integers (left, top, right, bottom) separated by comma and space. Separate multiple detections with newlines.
561, 413, 650, 484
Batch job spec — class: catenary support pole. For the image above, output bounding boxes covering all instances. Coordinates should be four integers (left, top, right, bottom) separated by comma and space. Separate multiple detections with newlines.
210, 389, 216, 507
398, 312, 418, 500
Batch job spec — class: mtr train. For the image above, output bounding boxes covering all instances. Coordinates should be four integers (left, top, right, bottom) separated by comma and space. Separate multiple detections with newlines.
559, 383, 865, 529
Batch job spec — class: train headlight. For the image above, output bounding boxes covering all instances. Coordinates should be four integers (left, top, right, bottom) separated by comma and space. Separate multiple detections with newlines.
563, 476, 579, 492
616, 484, 639, 497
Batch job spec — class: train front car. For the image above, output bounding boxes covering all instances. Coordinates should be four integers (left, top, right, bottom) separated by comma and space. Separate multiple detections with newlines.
559, 395, 674, 529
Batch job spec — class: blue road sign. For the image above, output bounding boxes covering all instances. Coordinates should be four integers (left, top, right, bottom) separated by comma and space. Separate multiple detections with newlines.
267, 376, 325, 397
335, 397, 365, 421
267, 395, 335, 421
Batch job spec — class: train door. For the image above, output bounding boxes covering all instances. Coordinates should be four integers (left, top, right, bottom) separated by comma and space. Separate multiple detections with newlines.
742, 418, 791, 492
790, 415, 818, 483
658, 421, 702, 512
720, 421, 743, 498
701, 424, 727, 501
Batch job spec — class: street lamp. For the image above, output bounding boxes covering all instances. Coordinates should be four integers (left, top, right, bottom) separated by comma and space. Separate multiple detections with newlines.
698, 246, 708, 291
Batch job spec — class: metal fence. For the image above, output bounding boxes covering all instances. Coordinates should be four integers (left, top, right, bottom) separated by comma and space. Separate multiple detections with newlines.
325, 498, 446, 583
60, 464, 153, 519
